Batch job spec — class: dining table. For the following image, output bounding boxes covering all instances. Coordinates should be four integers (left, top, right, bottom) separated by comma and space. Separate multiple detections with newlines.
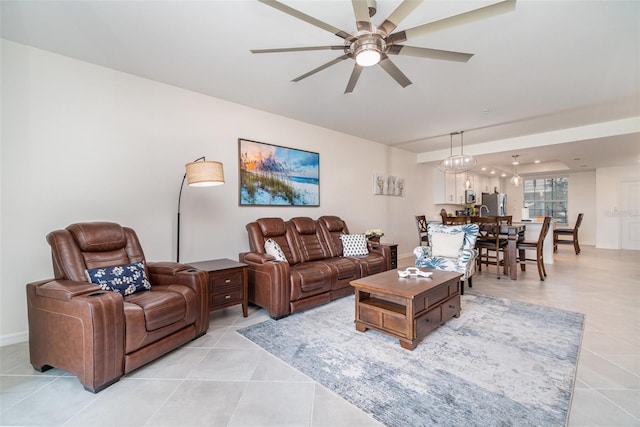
501, 224, 526, 280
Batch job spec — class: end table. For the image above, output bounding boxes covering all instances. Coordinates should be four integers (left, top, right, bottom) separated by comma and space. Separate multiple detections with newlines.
188, 259, 248, 317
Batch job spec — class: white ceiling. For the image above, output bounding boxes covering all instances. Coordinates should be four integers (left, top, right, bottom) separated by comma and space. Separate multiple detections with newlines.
2, 0, 639, 175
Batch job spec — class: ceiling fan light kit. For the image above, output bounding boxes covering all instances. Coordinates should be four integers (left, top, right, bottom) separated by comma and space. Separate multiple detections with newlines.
352, 34, 385, 66
253, 0, 516, 93
438, 131, 477, 174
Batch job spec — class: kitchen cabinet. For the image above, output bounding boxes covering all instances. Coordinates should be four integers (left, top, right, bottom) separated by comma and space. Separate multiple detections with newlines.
472, 174, 502, 195
434, 171, 503, 205
433, 170, 465, 204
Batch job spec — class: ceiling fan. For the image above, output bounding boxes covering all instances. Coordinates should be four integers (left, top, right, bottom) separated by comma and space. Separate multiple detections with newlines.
251, 0, 515, 93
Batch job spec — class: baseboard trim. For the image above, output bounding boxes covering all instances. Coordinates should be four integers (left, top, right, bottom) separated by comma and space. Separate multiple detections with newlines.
0, 331, 28, 347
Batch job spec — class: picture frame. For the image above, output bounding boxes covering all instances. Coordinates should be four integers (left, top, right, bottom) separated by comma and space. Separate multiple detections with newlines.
373, 174, 405, 197
238, 138, 320, 206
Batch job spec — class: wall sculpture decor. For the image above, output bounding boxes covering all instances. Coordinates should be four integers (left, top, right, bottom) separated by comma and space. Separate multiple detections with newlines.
373, 174, 405, 197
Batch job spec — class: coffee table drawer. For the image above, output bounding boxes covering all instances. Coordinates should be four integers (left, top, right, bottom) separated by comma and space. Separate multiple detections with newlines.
416, 306, 441, 338
442, 295, 460, 322
359, 304, 407, 337
414, 284, 450, 312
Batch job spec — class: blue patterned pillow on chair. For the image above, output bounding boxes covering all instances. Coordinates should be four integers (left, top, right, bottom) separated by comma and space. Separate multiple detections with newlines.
86, 261, 151, 296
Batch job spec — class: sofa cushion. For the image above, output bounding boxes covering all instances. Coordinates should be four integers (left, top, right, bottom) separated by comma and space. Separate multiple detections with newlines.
265, 238, 287, 262
86, 261, 151, 296
340, 234, 369, 257
124, 290, 186, 332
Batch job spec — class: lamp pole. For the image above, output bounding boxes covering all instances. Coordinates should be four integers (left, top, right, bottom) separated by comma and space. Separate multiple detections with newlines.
176, 157, 225, 263
177, 156, 205, 263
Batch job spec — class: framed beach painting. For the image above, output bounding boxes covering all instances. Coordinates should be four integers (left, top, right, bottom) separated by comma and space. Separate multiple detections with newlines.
238, 138, 320, 206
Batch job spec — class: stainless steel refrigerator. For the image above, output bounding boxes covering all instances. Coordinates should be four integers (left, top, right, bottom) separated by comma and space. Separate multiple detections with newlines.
482, 193, 507, 216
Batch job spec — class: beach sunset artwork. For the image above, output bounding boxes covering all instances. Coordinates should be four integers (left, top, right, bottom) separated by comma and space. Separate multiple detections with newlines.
239, 139, 319, 206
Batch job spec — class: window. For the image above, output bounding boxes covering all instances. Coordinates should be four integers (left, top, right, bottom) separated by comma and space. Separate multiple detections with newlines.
523, 177, 568, 223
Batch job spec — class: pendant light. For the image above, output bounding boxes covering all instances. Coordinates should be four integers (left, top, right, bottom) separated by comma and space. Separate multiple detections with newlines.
510, 155, 522, 187
438, 131, 476, 174
464, 173, 472, 189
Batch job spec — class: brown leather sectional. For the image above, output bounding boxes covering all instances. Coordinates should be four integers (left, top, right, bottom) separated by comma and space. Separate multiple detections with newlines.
239, 215, 391, 319
26, 222, 209, 392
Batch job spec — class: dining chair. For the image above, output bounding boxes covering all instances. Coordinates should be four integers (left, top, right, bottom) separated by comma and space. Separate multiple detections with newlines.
444, 216, 468, 225
474, 216, 509, 279
440, 209, 448, 224
497, 215, 513, 238
415, 215, 429, 246
497, 215, 513, 225
554, 213, 583, 254
517, 216, 551, 280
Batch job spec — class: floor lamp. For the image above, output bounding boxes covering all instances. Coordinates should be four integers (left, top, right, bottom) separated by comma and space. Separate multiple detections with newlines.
177, 157, 224, 262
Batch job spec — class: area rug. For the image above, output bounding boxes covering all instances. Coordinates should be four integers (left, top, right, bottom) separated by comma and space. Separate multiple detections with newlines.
237, 293, 584, 427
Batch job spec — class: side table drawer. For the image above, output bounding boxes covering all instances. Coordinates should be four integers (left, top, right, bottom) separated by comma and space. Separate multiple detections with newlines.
210, 270, 243, 293
188, 259, 249, 317
389, 245, 398, 269
211, 289, 243, 307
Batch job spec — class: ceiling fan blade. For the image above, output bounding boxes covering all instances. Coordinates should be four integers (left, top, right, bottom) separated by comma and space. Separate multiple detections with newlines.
387, 45, 473, 62
251, 46, 345, 54
292, 54, 350, 83
344, 64, 363, 93
352, 0, 372, 32
258, 0, 350, 39
378, 55, 412, 88
389, 0, 516, 44
379, 0, 424, 35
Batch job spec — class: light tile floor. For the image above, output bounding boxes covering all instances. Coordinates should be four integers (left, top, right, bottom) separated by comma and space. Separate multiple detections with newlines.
0, 246, 638, 426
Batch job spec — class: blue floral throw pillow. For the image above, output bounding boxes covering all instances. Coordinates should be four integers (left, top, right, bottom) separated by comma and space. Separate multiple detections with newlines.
86, 261, 151, 296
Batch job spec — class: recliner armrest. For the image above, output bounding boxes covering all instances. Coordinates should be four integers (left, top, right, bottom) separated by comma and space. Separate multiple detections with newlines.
26, 279, 125, 392
239, 251, 291, 318
146, 261, 189, 276
147, 262, 209, 336
241, 252, 277, 264
34, 279, 110, 301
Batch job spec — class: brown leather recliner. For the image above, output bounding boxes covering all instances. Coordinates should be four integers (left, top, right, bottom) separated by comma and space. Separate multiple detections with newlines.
26, 222, 209, 393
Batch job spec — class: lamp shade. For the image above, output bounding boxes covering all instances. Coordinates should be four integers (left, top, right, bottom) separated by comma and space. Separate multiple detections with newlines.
185, 161, 224, 187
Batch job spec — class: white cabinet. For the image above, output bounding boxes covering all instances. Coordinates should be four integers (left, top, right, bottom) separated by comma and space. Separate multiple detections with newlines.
433, 170, 464, 204
470, 174, 501, 195
433, 169, 447, 204
433, 171, 503, 205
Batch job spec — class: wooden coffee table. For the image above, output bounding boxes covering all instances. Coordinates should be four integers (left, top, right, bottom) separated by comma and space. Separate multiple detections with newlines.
350, 268, 462, 350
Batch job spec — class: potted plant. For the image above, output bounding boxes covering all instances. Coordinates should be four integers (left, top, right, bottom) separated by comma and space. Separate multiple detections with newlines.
365, 229, 384, 242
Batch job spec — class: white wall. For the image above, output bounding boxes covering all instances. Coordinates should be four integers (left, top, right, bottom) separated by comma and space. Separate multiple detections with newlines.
503, 170, 597, 246
567, 171, 597, 246
0, 40, 423, 344
596, 165, 640, 249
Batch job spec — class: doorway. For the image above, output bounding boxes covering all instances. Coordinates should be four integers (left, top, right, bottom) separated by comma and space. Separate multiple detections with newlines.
620, 180, 640, 250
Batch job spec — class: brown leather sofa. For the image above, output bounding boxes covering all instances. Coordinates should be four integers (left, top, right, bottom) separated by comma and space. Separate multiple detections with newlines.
26, 222, 209, 392
239, 215, 391, 319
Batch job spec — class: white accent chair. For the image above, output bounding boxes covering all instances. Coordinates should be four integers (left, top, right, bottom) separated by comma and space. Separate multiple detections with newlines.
414, 223, 479, 295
